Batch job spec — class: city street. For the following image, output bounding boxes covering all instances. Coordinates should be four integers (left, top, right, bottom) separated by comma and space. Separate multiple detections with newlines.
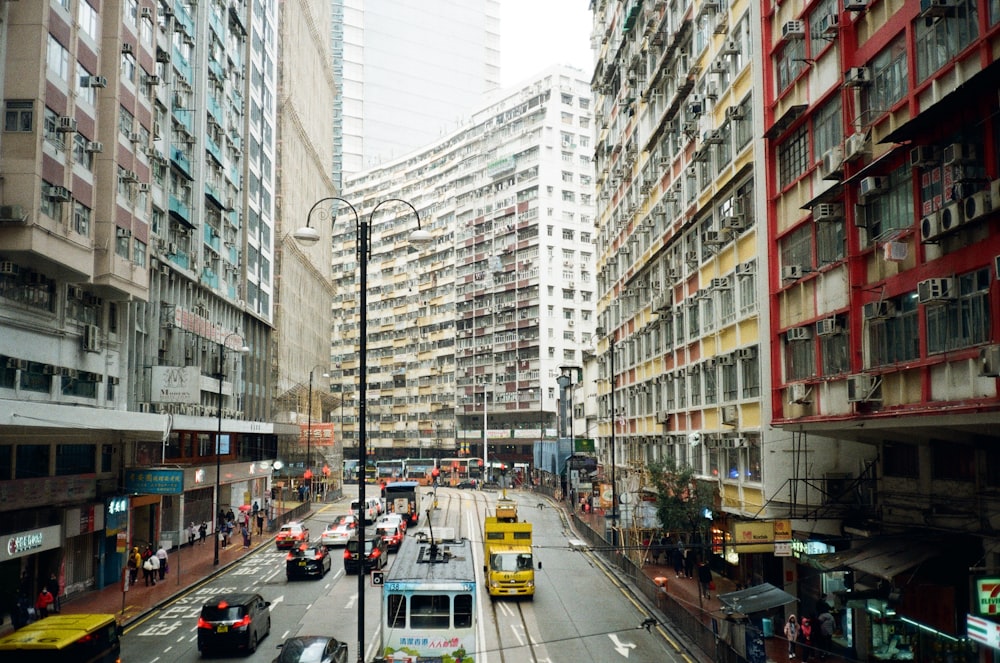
114, 486, 694, 663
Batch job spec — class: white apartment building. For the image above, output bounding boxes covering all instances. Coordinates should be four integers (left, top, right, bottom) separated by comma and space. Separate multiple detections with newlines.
334, 65, 595, 468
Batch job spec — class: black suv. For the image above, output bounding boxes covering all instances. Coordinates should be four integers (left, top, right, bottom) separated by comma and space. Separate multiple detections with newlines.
343, 530, 388, 574
197, 592, 272, 654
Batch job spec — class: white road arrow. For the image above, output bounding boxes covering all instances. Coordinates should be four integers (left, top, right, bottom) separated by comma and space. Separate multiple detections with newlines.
608, 633, 637, 658
269, 595, 284, 610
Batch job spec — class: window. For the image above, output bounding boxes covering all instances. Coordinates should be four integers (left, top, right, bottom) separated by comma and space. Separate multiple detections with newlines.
47, 34, 70, 82
869, 294, 919, 367
56, 444, 96, 475
816, 218, 845, 265
780, 224, 813, 273
883, 441, 918, 478
741, 352, 760, 398
930, 440, 973, 481
926, 268, 991, 354
813, 99, 842, 163
862, 36, 908, 123
410, 594, 450, 629
776, 39, 807, 92
819, 325, 849, 376
16, 444, 50, 479
861, 164, 914, 239
72, 202, 92, 237
4, 100, 34, 132
785, 331, 815, 381
777, 125, 809, 189
914, 0, 978, 83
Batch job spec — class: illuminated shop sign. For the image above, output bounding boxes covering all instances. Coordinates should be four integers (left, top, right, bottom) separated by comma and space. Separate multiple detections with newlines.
125, 469, 184, 495
2, 525, 61, 561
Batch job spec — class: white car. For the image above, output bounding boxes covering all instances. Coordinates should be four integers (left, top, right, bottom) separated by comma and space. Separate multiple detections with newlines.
351, 497, 381, 523
320, 514, 359, 547
375, 512, 406, 533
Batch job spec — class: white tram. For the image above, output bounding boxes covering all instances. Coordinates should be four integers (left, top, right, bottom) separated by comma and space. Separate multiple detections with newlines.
376, 527, 478, 663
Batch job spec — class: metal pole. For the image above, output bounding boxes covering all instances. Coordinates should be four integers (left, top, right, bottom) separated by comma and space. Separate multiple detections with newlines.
307, 370, 314, 498
610, 334, 617, 544
357, 216, 368, 663
214, 344, 224, 566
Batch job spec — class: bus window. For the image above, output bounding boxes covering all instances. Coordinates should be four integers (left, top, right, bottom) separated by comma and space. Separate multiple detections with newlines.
410, 595, 450, 629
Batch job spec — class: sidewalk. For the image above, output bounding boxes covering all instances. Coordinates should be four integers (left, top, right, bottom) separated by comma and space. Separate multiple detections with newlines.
571, 505, 851, 663
0, 501, 311, 638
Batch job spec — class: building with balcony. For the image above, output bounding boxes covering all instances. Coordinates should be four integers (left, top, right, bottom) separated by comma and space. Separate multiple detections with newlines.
334, 65, 595, 469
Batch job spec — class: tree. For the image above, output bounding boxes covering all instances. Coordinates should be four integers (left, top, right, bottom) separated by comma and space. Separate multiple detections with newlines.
647, 460, 714, 547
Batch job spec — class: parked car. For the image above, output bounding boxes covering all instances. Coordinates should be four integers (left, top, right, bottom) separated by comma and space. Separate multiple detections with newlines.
375, 512, 406, 533
272, 635, 348, 663
197, 592, 271, 654
343, 531, 388, 573
374, 524, 404, 552
275, 522, 310, 550
286, 544, 332, 580
320, 514, 358, 548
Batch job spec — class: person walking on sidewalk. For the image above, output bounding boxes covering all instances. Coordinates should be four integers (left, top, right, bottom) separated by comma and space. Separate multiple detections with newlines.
697, 559, 713, 599
188, 522, 197, 546
46, 573, 60, 613
783, 614, 799, 658
256, 509, 264, 536
156, 544, 168, 581
127, 547, 140, 586
199, 521, 208, 545
671, 546, 684, 578
816, 608, 835, 659
799, 616, 813, 662
35, 587, 54, 619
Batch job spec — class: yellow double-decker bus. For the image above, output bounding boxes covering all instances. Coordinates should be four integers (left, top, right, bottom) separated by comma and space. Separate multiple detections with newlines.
0, 613, 122, 663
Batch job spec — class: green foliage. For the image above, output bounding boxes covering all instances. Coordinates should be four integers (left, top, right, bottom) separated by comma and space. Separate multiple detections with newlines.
647, 460, 713, 539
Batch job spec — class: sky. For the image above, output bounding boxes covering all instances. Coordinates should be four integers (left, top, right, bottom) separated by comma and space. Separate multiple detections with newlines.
499, 0, 594, 88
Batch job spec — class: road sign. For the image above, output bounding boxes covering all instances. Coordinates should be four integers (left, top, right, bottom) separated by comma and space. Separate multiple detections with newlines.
372, 570, 384, 586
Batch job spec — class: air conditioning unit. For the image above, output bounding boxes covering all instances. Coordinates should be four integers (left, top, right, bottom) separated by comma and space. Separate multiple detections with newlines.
0, 261, 18, 276
920, 0, 957, 17
141, 7, 153, 18
847, 373, 880, 402
814, 203, 844, 222
703, 230, 724, 245
781, 20, 806, 41
656, 410, 670, 423
85, 141, 103, 153
737, 347, 756, 360
116, 227, 131, 239
820, 13, 840, 35
687, 94, 705, 115
863, 300, 894, 320
726, 105, 744, 121
45, 186, 71, 202
786, 326, 811, 341
710, 60, 729, 75
964, 190, 993, 222
917, 277, 955, 304
821, 147, 844, 180
816, 317, 841, 336
717, 353, 736, 366
120, 169, 138, 182
788, 382, 810, 404
721, 405, 738, 425
703, 129, 723, 144
122, 43, 134, 55
980, 345, 1000, 377
939, 200, 964, 233
83, 75, 108, 88
138, 402, 152, 413
859, 176, 888, 199
711, 277, 730, 289
724, 213, 746, 230
686, 251, 699, 263
722, 39, 740, 55
0, 205, 25, 221
844, 0, 868, 10
81, 324, 99, 352
943, 142, 975, 166
844, 133, 868, 162
782, 265, 803, 281
920, 212, 942, 242
57, 116, 77, 133
844, 67, 872, 87
145, 75, 161, 86
138, 183, 151, 193
910, 145, 938, 168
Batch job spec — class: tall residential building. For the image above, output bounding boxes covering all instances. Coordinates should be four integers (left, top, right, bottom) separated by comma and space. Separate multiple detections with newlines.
763, 0, 1000, 656
272, 0, 342, 488
334, 65, 595, 469
332, 0, 501, 185
0, 0, 294, 600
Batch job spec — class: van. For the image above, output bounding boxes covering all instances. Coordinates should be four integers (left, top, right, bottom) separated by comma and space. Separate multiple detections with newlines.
351, 496, 381, 523
0, 613, 122, 662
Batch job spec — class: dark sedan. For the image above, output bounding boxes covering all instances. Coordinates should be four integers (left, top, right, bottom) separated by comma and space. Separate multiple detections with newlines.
272, 635, 348, 663
286, 544, 332, 580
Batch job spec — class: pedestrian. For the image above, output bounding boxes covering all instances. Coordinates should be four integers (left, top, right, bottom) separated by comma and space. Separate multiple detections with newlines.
147, 550, 160, 584
35, 587, 54, 619
156, 544, 168, 580
684, 547, 696, 579
697, 559, 713, 599
46, 573, 60, 613
188, 522, 197, 546
783, 614, 799, 658
226, 507, 235, 523
672, 546, 684, 578
252, 500, 259, 517
128, 547, 140, 586
256, 510, 264, 536
241, 523, 251, 549
199, 521, 208, 544
799, 616, 813, 662
816, 608, 835, 658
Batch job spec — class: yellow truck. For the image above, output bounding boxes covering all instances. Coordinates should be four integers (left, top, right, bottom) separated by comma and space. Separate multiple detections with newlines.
483, 497, 534, 598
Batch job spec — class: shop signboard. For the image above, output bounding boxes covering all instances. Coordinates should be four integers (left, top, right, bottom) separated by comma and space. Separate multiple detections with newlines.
125, 468, 184, 494
968, 614, 1000, 649
975, 577, 1000, 616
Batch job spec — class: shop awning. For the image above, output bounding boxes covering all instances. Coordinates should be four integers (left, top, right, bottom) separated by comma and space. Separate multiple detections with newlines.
718, 583, 798, 615
810, 539, 942, 581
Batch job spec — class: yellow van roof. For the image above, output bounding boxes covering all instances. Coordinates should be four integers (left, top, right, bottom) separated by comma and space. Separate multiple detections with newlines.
0, 613, 118, 650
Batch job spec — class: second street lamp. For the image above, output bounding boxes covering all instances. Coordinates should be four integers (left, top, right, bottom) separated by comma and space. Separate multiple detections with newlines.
214, 332, 249, 566
293, 196, 430, 663
305, 365, 329, 501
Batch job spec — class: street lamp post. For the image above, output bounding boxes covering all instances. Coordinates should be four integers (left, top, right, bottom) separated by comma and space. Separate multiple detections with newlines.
214, 333, 250, 566
306, 366, 330, 501
294, 196, 430, 663
608, 334, 618, 547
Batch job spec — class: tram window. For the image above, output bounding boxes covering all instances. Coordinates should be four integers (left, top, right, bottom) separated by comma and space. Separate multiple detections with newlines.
410, 595, 450, 629
454, 594, 473, 628
387, 594, 406, 628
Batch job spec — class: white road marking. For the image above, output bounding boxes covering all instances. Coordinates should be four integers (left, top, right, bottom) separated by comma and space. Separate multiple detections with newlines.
269, 595, 284, 610
608, 633, 637, 658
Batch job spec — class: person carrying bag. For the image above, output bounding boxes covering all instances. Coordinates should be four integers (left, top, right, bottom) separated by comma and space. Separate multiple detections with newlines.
784, 614, 799, 659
